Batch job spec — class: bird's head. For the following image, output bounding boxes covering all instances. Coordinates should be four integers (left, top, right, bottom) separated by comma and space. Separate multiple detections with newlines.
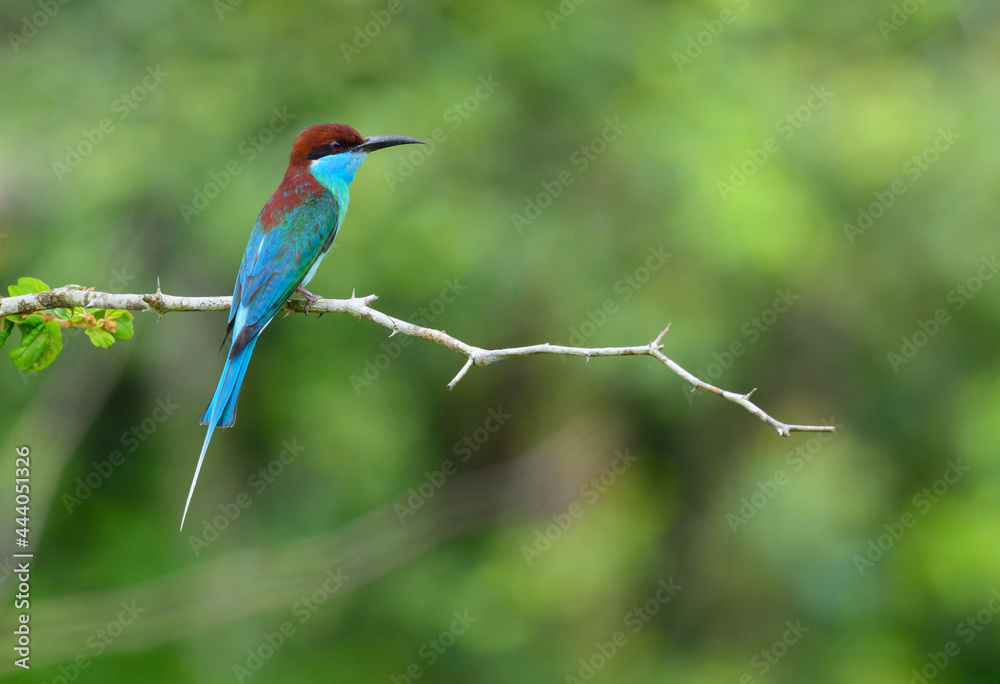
290, 123, 424, 187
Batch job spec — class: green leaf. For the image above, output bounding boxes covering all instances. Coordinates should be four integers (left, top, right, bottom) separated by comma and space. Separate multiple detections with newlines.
70, 307, 90, 322
52, 307, 72, 319
111, 316, 134, 341
0, 319, 12, 349
7, 277, 50, 297
86, 328, 116, 348
9, 314, 63, 371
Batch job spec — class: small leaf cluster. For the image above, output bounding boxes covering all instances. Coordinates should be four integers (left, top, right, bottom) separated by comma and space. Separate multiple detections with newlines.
1, 278, 134, 372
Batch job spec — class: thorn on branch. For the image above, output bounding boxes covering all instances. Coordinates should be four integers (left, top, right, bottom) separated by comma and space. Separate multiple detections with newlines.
654, 324, 671, 346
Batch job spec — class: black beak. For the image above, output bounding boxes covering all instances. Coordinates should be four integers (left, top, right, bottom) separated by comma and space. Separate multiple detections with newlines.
356, 134, 425, 153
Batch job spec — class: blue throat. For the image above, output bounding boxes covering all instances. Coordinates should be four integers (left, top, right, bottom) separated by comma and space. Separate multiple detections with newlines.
300, 151, 368, 286
310, 151, 367, 192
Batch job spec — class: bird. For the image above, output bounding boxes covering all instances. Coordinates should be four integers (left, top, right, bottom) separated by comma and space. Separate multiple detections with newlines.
180, 123, 424, 530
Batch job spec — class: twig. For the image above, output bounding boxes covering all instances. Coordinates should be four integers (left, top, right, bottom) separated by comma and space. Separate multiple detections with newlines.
0, 287, 836, 436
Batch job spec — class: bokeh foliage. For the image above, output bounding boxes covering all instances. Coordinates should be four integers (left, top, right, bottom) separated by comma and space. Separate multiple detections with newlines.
2, 0, 1000, 682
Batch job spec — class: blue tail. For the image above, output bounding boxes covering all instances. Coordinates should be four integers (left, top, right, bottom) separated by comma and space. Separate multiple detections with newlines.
180, 336, 259, 530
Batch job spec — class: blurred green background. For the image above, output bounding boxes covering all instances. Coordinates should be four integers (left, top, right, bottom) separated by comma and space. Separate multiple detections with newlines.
2, 0, 1000, 682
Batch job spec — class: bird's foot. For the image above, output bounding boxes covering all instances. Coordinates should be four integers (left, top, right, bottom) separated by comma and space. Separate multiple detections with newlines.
295, 286, 323, 315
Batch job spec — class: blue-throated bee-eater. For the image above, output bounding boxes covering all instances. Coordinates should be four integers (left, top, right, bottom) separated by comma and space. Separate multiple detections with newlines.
181, 123, 424, 529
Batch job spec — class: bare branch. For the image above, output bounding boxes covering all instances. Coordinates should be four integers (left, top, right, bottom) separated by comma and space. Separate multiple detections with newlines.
1, 287, 836, 436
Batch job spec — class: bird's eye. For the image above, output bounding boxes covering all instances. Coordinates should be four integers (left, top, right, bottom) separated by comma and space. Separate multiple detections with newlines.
331, 141, 341, 150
